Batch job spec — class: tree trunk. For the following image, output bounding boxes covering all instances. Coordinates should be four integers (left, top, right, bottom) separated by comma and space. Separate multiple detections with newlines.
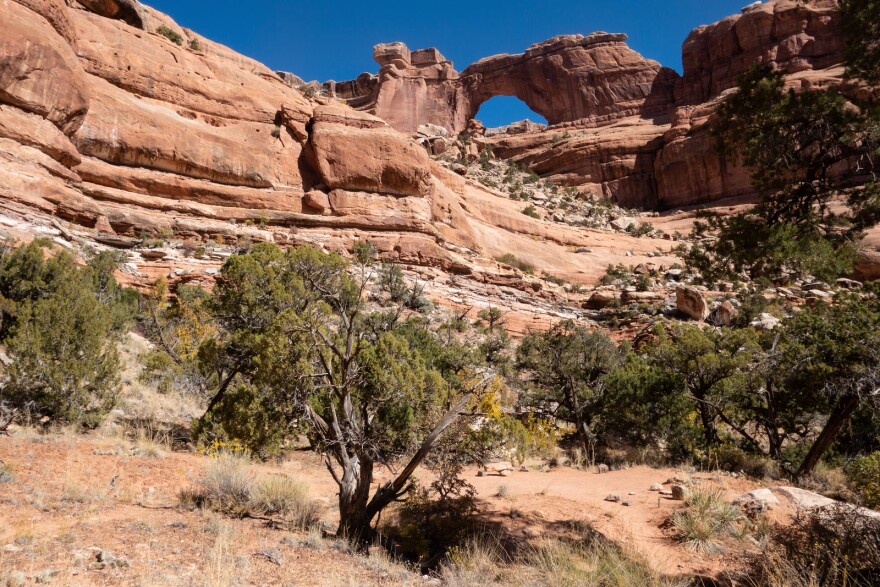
336, 454, 375, 545
695, 392, 720, 448
796, 395, 860, 478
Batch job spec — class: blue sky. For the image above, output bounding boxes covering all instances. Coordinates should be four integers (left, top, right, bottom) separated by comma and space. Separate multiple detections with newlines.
145, 0, 747, 127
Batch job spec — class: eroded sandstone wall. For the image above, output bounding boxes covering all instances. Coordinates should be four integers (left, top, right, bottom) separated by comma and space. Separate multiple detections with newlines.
0, 0, 495, 271
333, 0, 847, 210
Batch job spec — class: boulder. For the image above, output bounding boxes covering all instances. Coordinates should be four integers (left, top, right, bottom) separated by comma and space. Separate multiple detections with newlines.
622, 291, 665, 303
676, 285, 709, 320
836, 278, 862, 290
584, 290, 619, 310
484, 461, 515, 476
709, 300, 738, 326
671, 485, 689, 501
733, 488, 780, 508
750, 312, 781, 331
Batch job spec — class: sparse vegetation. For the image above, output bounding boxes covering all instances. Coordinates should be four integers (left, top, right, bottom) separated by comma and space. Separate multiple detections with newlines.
495, 253, 534, 274
848, 452, 880, 510
522, 205, 540, 218
157, 25, 184, 46
181, 453, 321, 529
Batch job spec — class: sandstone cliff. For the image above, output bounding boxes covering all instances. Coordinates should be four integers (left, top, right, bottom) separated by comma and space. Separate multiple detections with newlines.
0, 0, 684, 312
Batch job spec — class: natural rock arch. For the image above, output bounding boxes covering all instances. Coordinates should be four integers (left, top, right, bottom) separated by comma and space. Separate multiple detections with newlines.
460, 34, 676, 129
328, 33, 679, 134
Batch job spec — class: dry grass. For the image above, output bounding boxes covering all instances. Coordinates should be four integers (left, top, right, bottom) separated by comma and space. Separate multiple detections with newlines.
442, 533, 508, 587
442, 533, 686, 587
250, 474, 323, 529
527, 540, 685, 587
184, 453, 253, 516
202, 517, 242, 587
180, 454, 322, 530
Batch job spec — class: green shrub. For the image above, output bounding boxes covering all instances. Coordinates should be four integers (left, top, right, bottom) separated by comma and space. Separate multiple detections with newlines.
626, 222, 654, 237
392, 481, 477, 562
192, 382, 288, 460
188, 38, 201, 51
156, 25, 183, 46
0, 243, 132, 427
495, 253, 534, 275
522, 205, 540, 219
848, 452, 880, 510
599, 263, 632, 286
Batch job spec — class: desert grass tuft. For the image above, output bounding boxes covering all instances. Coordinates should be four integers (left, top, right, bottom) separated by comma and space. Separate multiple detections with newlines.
442, 532, 507, 587
250, 474, 322, 529
527, 539, 687, 587
180, 455, 321, 528
671, 486, 742, 554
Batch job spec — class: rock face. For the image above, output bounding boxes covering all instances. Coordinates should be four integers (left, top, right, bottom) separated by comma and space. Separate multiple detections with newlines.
326, 43, 467, 134
677, 0, 843, 105
1, 0, 874, 301
332, 0, 849, 211
461, 33, 677, 129
1, 0, 691, 303
0, 0, 454, 265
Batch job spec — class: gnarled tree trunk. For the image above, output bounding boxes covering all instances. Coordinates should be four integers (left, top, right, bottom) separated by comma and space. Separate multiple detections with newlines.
336, 454, 375, 544
796, 395, 860, 478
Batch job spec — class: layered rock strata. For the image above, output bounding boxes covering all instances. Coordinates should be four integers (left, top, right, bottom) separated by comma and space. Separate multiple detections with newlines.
1, 0, 689, 294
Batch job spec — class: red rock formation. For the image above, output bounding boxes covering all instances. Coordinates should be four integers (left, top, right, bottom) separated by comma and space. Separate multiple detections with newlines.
331, 1, 849, 211
461, 33, 677, 128
677, 0, 842, 104
1, 0, 875, 287
326, 43, 468, 133
1, 0, 682, 293
333, 34, 677, 134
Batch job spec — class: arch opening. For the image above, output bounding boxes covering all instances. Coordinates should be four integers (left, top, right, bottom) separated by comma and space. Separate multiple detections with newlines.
471, 95, 548, 130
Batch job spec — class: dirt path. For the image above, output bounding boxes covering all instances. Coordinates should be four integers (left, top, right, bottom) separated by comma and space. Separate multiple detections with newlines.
466, 464, 759, 577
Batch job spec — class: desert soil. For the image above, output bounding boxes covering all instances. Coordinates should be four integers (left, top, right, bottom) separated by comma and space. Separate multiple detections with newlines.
0, 429, 776, 586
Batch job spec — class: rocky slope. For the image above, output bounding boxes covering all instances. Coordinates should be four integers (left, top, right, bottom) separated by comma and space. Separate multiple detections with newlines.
0, 0, 876, 322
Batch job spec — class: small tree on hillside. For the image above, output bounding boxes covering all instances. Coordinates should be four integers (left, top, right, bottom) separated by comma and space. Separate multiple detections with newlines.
649, 324, 761, 450
0, 242, 134, 426
195, 243, 496, 543
781, 290, 880, 477
516, 320, 623, 458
